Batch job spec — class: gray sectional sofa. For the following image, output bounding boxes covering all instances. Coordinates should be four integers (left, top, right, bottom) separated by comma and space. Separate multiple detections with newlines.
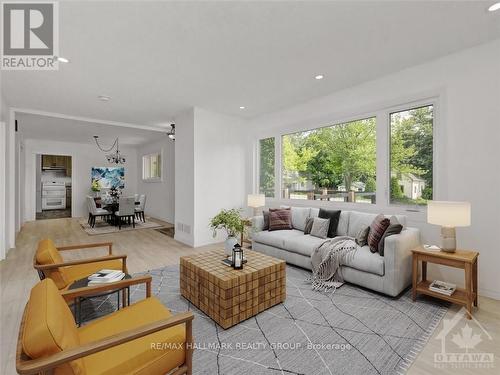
251, 207, 420, 297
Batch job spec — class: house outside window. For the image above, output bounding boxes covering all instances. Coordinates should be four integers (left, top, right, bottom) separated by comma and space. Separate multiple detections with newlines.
142, 152, 162, 181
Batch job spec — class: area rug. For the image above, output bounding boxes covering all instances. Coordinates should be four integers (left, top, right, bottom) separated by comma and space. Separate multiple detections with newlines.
79, 218, 164, 235
78, 265, 449, 375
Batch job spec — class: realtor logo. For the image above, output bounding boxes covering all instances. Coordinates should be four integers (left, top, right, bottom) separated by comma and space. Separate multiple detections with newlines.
1, 1, 59, 69
434, 308, 494, 369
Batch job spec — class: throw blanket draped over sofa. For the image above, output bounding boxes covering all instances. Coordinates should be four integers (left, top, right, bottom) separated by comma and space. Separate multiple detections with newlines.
251, 207, 420, 297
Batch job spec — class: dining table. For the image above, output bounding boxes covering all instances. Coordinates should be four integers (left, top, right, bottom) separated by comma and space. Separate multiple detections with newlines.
95, 197, 140, 226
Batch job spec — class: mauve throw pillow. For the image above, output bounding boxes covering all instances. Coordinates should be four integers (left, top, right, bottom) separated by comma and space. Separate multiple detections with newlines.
367, 214, 390, 253
318, 209, 341, 238
304, 217, 314, 235
269, 209, 293, 231
378, 224, 403, 256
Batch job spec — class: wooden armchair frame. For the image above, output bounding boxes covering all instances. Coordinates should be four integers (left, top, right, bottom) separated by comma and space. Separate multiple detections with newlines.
16, 276, 194, 375
33, 242, 127, 280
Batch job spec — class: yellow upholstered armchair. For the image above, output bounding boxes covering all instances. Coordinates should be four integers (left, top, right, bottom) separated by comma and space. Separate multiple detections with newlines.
33, 239, 127, 290
16, 277, 194, 375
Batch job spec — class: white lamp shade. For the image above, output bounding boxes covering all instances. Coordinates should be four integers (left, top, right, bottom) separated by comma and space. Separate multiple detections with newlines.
247, 194, 265, 208
427, 201, 471, 227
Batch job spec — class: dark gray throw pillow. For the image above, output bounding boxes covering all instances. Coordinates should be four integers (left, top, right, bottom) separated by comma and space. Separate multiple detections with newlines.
262, 210, 269, 230
304, 217, 314, 235
318, 209, 341, 238
355, 225, 370, 247
378, 224, 403, 256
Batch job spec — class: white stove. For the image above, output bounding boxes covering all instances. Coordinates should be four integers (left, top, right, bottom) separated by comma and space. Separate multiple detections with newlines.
42, 181, 66, 210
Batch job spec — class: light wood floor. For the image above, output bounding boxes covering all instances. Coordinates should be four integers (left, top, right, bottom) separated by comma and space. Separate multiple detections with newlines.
1, 218, 499, 374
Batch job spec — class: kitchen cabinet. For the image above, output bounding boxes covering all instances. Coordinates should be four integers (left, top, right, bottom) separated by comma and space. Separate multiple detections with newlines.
41, 155, 72, 177
42, 155, 56, 168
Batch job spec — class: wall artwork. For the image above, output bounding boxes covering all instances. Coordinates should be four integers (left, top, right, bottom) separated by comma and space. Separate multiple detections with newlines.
91, 167, 125, 189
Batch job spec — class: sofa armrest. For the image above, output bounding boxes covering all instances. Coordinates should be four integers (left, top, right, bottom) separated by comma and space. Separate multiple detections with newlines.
251, 216, 264, 234
383, 227, 420, 296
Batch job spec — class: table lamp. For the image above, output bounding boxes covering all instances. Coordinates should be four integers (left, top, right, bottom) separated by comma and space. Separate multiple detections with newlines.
427, 201, 471, 252
247, 194, 265, 216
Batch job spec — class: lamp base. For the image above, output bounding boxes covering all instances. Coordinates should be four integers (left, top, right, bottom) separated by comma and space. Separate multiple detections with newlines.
440, 226, 456, 253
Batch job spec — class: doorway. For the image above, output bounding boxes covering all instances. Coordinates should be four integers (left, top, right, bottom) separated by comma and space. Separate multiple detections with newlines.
36, 154, 72, 220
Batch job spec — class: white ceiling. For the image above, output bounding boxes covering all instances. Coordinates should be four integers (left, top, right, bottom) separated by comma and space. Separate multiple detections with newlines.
3, 1, 500, 127
16, 112, 166, 146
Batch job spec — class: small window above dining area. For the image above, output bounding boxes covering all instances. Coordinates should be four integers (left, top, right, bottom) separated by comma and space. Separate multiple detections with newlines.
142, 152, 162, 182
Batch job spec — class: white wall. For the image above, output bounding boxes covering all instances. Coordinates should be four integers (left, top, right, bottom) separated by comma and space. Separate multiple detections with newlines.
136, 138, 175, 223
0, 84, 7, 259
247, 39, 500, 299
173, 107, 247, 247
23, 139, 138, 221
193, 108, 247, 247
174, 109, 195, 246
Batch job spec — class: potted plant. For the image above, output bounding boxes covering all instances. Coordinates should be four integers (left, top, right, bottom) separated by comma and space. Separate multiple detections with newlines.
91, 180, 101, 197
209, 208, 245, 256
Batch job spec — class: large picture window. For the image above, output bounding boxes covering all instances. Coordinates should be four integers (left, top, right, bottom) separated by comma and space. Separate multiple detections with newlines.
259, 137, 275, 197
390, 105, 433, 205
281, 117, 376, 203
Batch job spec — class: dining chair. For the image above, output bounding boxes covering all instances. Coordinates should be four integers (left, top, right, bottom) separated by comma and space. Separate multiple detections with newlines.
115, 196, 136, 230
135, 194, 147, 222
134, 193, 139, 202
87, 196, 111, 228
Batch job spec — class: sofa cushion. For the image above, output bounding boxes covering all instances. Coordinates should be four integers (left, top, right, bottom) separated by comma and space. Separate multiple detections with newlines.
337, 211, 350, 236
60, 259, 125, 290
342, 245, 385, 276
310, 207, 320, 218
252, 229, 304, 249
291, 207, 311, 231
35, 239, 68, 289
23, 279, 85, 375
80, 297, 185, 375
318, 209, 341, 238
284, 235, 327, 257
347, 211, 378, 238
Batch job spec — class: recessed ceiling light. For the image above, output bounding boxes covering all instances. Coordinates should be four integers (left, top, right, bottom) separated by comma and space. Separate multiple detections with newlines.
56, 56, 69, 63
239, 106, 245, 109
488, 2, 500, 11
98, 95, 111, 102
315, 74, 324, 80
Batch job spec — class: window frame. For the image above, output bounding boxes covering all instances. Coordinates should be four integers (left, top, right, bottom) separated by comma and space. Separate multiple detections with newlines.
142, 151, 163, 182
387, 100, 437, 209
255, 94, 440, 214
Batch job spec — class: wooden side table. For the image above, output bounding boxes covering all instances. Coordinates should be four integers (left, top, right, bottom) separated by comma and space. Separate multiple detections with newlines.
411, 247, 478, 319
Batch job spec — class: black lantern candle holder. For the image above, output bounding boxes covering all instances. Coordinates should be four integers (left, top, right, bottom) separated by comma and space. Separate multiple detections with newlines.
232, 244, 244, 270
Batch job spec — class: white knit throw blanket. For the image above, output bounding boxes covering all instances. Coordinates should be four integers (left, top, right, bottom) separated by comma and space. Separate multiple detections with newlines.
307, 236, 357, 292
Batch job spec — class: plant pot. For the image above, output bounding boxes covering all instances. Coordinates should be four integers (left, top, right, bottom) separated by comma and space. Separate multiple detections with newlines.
224, 236, 238, 256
